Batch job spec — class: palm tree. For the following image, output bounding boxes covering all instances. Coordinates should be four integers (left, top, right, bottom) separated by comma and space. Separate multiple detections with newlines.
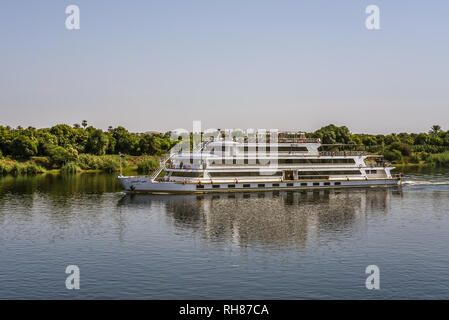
73, 123, 81, 129
82, 120, 88, 129
429, 125, 442, 135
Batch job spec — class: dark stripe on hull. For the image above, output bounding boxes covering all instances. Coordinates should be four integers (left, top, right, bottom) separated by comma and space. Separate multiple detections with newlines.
125, 179, 401, 194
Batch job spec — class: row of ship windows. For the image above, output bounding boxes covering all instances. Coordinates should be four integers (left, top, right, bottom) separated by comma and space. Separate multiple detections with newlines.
170, 170, 374, 178
210, 158, 356, 165
196, 182, 343, 189
210, 146, 309, 153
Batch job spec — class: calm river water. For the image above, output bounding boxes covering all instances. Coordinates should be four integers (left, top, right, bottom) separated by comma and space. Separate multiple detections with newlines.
1, 168, 449, 299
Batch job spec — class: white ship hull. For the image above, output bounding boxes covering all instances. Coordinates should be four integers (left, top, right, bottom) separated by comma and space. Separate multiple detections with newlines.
118, 176, 401, 194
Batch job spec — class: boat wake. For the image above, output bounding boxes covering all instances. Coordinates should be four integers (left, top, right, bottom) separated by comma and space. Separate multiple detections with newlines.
403, 180, 449, 186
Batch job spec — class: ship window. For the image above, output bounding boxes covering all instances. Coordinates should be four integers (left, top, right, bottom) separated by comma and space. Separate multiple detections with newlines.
335, 182, 341, 186
301, 183, 308, 186
243, 184, 251, 188
272, 183, 280, 187
212, 185, 220, 188
324, 182, 331, 186
228, 184, 235, 188
258, 184, 265, 188
287, 183, 294, 187
196, 185, 205, 189
313, 182, 320, 186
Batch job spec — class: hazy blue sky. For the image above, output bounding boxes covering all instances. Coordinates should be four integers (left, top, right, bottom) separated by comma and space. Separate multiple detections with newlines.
1, 1, 448, 133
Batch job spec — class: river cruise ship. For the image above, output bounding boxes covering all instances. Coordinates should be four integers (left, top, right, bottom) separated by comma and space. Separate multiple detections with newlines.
118, 132, 401, 193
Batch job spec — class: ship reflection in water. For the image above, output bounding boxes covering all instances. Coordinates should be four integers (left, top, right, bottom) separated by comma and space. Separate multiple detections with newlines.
118, 188, 402, 249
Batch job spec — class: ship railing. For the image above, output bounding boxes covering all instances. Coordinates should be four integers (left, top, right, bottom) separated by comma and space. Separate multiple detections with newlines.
193, 141, 208, 153
165, 164, 202, 170
151, 142, 210, 180
208, 163, 358, 167
364, 161, 391, 168
161, 142, 209, 171
241, 138, 321, 143
319, 151, 367, 156
150, 153, 176, 180
277, 138, 321, 143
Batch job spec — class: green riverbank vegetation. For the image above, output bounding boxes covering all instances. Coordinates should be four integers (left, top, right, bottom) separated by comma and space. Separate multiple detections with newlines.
1, 122, 449, 176
308, 124, 449, 167
0, 121, 176, 176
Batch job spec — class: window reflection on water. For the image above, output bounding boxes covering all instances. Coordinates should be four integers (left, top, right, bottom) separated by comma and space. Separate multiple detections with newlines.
118, 188, 402, 249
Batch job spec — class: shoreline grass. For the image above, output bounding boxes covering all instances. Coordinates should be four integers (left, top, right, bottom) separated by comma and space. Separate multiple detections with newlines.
0, 154, 157, 177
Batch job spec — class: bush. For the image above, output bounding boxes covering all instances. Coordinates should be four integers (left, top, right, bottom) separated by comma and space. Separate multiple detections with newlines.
77, 154, 102, 170
10, 163, 26, 176
25, 164, 45, 175
384, 150, 402, 162
430, 152, 449, 167
46, 145, 77, 167
388, 142, 412, 156
80, 154, 102, 169
11, 136, 38, 159
76, 154, 123, 172
100, 158, 119, 173
137, 159, 159, 174
0, 163, 11, 175
60, 162, 80, 174
409, 153, 420, 164
421, 152, 431, 162
30, 156, 52, 169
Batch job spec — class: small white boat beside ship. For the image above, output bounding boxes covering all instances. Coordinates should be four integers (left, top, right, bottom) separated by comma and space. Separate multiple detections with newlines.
118, 131, 401, 193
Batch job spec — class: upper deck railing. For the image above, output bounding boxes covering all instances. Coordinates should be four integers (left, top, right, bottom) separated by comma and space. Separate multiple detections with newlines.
277, 138, 321, 143
277, 131, 318, 141
319, 151, 367, 156
237, 137, 321, 143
